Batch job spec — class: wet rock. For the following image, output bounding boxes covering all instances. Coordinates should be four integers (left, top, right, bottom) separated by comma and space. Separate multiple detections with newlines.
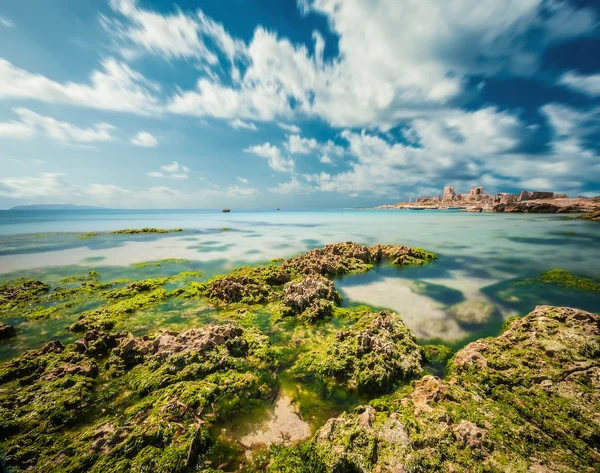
0, 322, 18, 340
281, 275, 342, 321
449, 300, 495, 327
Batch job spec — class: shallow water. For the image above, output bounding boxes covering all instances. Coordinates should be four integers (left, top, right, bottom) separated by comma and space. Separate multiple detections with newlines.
1, 209, 599, 350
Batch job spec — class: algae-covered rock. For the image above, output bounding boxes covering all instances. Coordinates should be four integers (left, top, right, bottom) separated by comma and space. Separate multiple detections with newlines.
283, 242, 374, 276
188, 264, 291, 305
0, 324, 279, 473
0, 321, 18, 340
294, 310, 423, 393
282, 242, 435, 277
449, 300, 495, 327
280, 275, 342, 322
539, 268, 600, 292
0, 279, 50, 313
371, 243, 437, 266
271, 305, 600, 473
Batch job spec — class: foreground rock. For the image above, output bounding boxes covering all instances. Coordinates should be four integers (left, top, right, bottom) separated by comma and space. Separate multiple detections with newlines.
271, 306, 600, 472
0, 324, 279, 472
294, 310, 423, 393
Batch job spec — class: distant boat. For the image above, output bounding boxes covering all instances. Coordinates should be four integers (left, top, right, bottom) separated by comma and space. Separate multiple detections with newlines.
222, 208, 230, 213
276, 208, 280, 211
408, 207, 426, 211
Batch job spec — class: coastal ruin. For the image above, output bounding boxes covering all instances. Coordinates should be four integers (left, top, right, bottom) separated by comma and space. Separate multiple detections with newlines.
376, 185, 600, 213
415, 186, 566, 207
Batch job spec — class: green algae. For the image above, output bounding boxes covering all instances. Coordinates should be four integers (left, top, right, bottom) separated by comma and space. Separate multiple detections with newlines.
131, 259, 190, 268
293, 310, 423, 394
539, 268, 600, 291
111, 228, 183, 234
0, 279, 51, 313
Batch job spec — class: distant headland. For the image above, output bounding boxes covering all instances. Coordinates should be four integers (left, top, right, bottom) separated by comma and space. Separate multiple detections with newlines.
9, 204, 108, 211
376, 186, 600, 213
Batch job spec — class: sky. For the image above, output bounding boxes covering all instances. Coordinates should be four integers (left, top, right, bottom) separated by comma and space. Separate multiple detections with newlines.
0, 0, 599, 209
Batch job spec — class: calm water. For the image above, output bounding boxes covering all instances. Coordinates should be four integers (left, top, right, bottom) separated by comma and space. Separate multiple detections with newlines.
1, 208, 599, 356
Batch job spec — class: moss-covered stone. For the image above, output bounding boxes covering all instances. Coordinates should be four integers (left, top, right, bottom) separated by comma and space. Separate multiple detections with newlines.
0, 279, 50, 313
271, 305, 600, 472
111, 228, 183, 234
0, 324, 279, 473
539, 268, 600, 292
187, 264, 292, 305
293, 310, 423, 394
279, 275, 342, 322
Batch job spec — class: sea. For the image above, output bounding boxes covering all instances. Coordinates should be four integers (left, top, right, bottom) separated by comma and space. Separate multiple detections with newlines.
1, 208, 599, 360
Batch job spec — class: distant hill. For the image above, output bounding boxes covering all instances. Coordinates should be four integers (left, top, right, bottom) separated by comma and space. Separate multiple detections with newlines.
9, 204, 108, 211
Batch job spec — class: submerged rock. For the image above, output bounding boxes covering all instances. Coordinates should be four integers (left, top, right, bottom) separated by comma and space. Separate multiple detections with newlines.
449, 300, 496, 327
0, 321, 18, 340
271, 306, 600, 472
294, 310, 423, 393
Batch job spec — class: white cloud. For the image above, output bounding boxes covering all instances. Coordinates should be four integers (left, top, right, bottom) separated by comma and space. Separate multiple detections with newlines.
243, 142, 294, 173
0, 57, 161, 115
0, 15, 14, 28
0, 108, 117, 144
229, 119, 258, 131
558, 71, 600, 97
14, 108, 116, 144
278, 122, 301, 133
131, 131, 159, 147
286, 134, 344, 164
0, 120, 36, 139
237, 176, 249, 184
165, 0, 596, 129
148, 161, 190, 179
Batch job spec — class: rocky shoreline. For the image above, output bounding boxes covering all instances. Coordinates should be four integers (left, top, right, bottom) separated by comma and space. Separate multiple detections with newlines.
376, 185, 600, 214
0, 243, 599, 472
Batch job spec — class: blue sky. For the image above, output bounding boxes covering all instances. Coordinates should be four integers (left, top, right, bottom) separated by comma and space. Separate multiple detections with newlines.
0, 0, 599, 209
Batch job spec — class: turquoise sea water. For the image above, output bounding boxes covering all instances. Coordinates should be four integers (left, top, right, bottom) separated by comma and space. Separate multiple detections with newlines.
1, 208, 599, 358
